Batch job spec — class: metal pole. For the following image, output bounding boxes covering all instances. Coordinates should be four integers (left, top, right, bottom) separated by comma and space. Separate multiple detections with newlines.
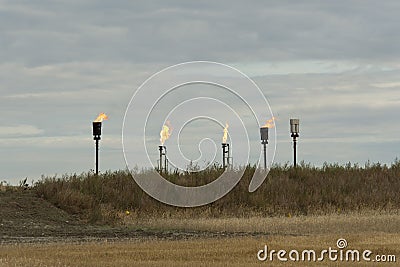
95, 139, 99, 175
293, 138, 297, 167
222, 144, 229, 169
159, 146, 163, 174
227, 144, 230, 166
164, 146, 167, 174
222, 144, 225, 168
263, 143, 267, 170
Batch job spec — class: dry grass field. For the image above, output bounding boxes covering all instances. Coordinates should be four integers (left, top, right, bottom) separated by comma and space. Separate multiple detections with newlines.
34, 162, 400, 223
123, 211, 400, 235
2, 235, 398, 267
1, 163, 399, 266
1, 213, 399, 266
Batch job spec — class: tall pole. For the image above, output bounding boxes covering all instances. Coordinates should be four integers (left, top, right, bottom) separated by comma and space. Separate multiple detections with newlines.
159, 146, 163, 174
222, 143, 229, 169
227, 144, 230, 166
260, 127, 269, 170
222, 144, 226, 169
95, 139, 99, 175
293, 138, 297, 167
291, 134, 298, 167
92, 120, 103, 175
290, 119, 300, 168
164, 146, 167, 174
263, 143, 267, 169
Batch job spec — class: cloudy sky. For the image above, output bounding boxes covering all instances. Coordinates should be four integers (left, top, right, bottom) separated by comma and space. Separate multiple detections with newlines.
1, 0, 400, 184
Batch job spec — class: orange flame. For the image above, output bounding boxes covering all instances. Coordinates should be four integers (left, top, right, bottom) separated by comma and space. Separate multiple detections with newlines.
222, 123, 229, 143
94, 113, 108, 122
262, 117, 276, 128
160, 121, 172, 145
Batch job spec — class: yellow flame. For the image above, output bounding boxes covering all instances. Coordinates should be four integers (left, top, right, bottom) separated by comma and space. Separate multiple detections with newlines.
160, 121, 172, 145
222, 123, 229, 143
262, 117, 276, 128
94, 113, 108, 122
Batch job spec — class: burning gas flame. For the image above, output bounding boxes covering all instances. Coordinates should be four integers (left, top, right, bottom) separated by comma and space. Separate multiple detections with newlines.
94, 113, 108, 122
160, 121, 172, 145
222, 123, 229, 143
262, 117, 276, 128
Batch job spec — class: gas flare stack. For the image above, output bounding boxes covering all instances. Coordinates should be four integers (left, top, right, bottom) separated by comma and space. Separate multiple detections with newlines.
158, 145, 168, 174
260, 127, 269, 170
221, 143, 230, 169
290, 118, 300, 167
158, 123, 171, 175
260, 117, 275, 170
92, 113, 108, 175
221, 123, 231, 169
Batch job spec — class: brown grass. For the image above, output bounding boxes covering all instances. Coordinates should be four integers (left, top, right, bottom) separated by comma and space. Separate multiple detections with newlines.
34, 161, 400, 223
1, 233, 398, 266
122, 212, 400, 235
5, 162, 400, 266
1, 213, 399, 266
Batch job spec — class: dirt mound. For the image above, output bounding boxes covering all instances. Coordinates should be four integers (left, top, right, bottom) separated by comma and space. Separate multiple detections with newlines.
0, 190, 257, 243
0, 190, 153, 243
0, 189, 81, 241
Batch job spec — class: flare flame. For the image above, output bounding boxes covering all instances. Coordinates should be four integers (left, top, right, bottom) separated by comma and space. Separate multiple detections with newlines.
262, 117, 276, 128
160, 121, 172, 145
94, 113, 108, 122
222, 123, 229, 143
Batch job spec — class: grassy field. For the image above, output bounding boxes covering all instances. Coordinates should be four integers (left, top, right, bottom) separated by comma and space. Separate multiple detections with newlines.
1, 236, 396, 267
1, 162, 399, 266
34, 161, 400, 223
1, 214, 399, 266
123, 211, 400, 235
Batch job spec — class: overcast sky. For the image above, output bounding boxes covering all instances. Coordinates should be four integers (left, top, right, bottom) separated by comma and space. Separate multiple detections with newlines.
1, 1, 400, 184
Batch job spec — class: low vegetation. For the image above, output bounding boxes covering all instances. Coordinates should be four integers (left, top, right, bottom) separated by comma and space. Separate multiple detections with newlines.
1, 233, 399, 266
34, 160, 400, 223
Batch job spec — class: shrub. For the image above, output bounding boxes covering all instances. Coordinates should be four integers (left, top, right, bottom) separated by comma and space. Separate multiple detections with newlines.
34, 161, 400, 223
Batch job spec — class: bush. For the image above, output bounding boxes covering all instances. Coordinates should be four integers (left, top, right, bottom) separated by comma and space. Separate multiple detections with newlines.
34, 161, 400, 223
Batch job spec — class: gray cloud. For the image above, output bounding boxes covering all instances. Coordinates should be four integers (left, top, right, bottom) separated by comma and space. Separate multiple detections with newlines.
2, 1, 400, 65
0, 124, 44, 137
1, 1, 400, 183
